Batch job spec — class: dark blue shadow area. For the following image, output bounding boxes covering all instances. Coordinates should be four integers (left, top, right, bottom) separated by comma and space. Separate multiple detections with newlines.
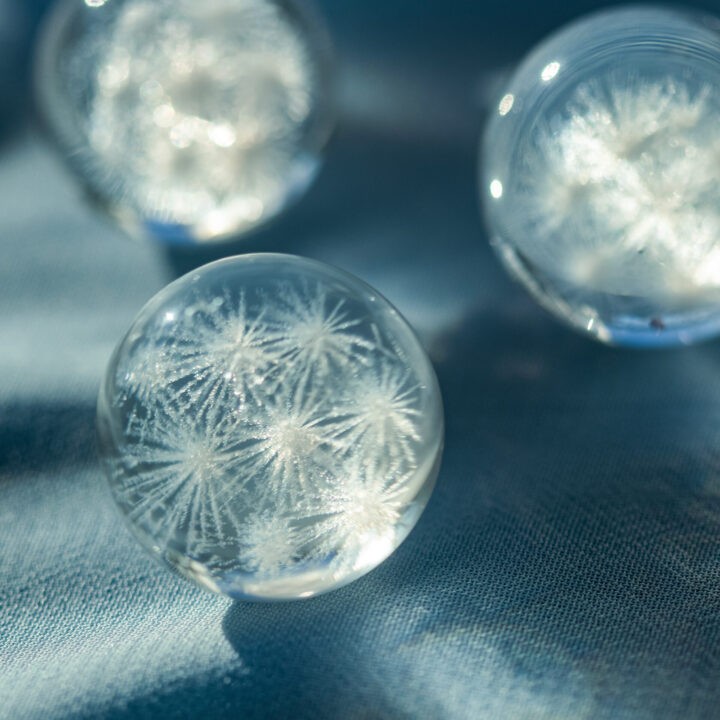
162, 120, 482, 282
0, 400, 96, 476
322, 0, 720, 51
0, 0, 54, 140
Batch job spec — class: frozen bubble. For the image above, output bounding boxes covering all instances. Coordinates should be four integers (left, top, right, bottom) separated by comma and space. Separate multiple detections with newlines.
97, 254, 444, 600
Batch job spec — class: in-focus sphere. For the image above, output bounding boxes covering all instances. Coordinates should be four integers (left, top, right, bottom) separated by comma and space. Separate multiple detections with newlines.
37, 0, 333, 243
97, 255, 443, 600
483, 6, 720, 346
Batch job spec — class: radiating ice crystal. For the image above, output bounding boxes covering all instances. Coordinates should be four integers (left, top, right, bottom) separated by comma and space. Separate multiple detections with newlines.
482, 6, 720, 347
36, 0, 333, 243
97, 254, 444, 599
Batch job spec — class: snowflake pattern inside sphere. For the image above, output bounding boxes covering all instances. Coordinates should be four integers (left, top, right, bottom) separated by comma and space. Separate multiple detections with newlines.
483, 6, 720, 346
36, 0, 333, 243
97, 254, 443, 600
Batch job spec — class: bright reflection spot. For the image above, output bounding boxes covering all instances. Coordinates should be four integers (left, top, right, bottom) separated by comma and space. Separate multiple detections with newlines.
498, 93, 514, 116
85, 0, 108, 6
490, 179, 503, 199
198, 198, 265, 239
541, 61, 561, 82
208, 123, 237, 148
153, 103, 175, 128
352, 533, 395, 572
694, 247, 720, 285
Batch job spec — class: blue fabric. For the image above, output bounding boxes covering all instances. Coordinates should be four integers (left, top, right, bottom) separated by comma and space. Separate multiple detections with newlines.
3, 1, 720, 717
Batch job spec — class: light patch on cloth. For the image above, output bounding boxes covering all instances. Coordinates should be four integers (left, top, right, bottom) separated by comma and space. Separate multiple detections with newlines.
0, 468, 242, 719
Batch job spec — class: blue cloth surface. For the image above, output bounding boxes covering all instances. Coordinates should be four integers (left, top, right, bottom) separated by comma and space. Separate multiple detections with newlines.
2, 1, 720, 718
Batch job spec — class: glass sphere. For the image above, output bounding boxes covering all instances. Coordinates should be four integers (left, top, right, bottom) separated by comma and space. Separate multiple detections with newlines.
482, 6, 720, 346
36, 0, 333, 243
97, 254, 444, 600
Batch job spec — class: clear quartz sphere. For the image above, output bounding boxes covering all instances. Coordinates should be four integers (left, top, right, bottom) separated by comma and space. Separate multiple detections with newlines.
36, 0, 333, 244
482, 6, 720, 347
97, 254, 444, 600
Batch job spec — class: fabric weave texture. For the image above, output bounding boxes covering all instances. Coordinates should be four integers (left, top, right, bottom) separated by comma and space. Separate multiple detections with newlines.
2, 1, 720, 717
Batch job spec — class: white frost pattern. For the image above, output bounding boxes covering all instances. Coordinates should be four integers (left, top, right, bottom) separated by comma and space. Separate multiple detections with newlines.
332, 364, 422, 469
234, 375, 342, 506
162, 290, 283, 406
110, 279, 428, 581
117, 389, 247, 553
510, 76, 720, 297
268, 281, 375, 377
239, 513, 304, 575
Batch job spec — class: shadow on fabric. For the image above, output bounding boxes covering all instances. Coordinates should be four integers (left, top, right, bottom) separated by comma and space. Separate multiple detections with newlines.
214, 310, 720, 719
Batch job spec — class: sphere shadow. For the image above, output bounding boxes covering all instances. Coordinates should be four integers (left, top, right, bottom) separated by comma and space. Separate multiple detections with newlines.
216, 300, 720, 718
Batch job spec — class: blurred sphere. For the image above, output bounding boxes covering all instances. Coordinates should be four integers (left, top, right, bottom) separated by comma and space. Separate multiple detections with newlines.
482, 6, 720, 347
97, 254, 443, 600
36, 0, 333, 243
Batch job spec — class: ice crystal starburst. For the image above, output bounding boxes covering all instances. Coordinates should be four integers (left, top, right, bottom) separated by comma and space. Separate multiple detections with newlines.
333, 364, 422, 469
162, 291, 284, 406
483, 6, 720, 346
236, 377, 341, 505
302, 457, 423, 576
269, 282, 374, 377
113, 390, 246, 555
119, 346, 183, 408
98, 254, 443, 599
239, 514, 304, 576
